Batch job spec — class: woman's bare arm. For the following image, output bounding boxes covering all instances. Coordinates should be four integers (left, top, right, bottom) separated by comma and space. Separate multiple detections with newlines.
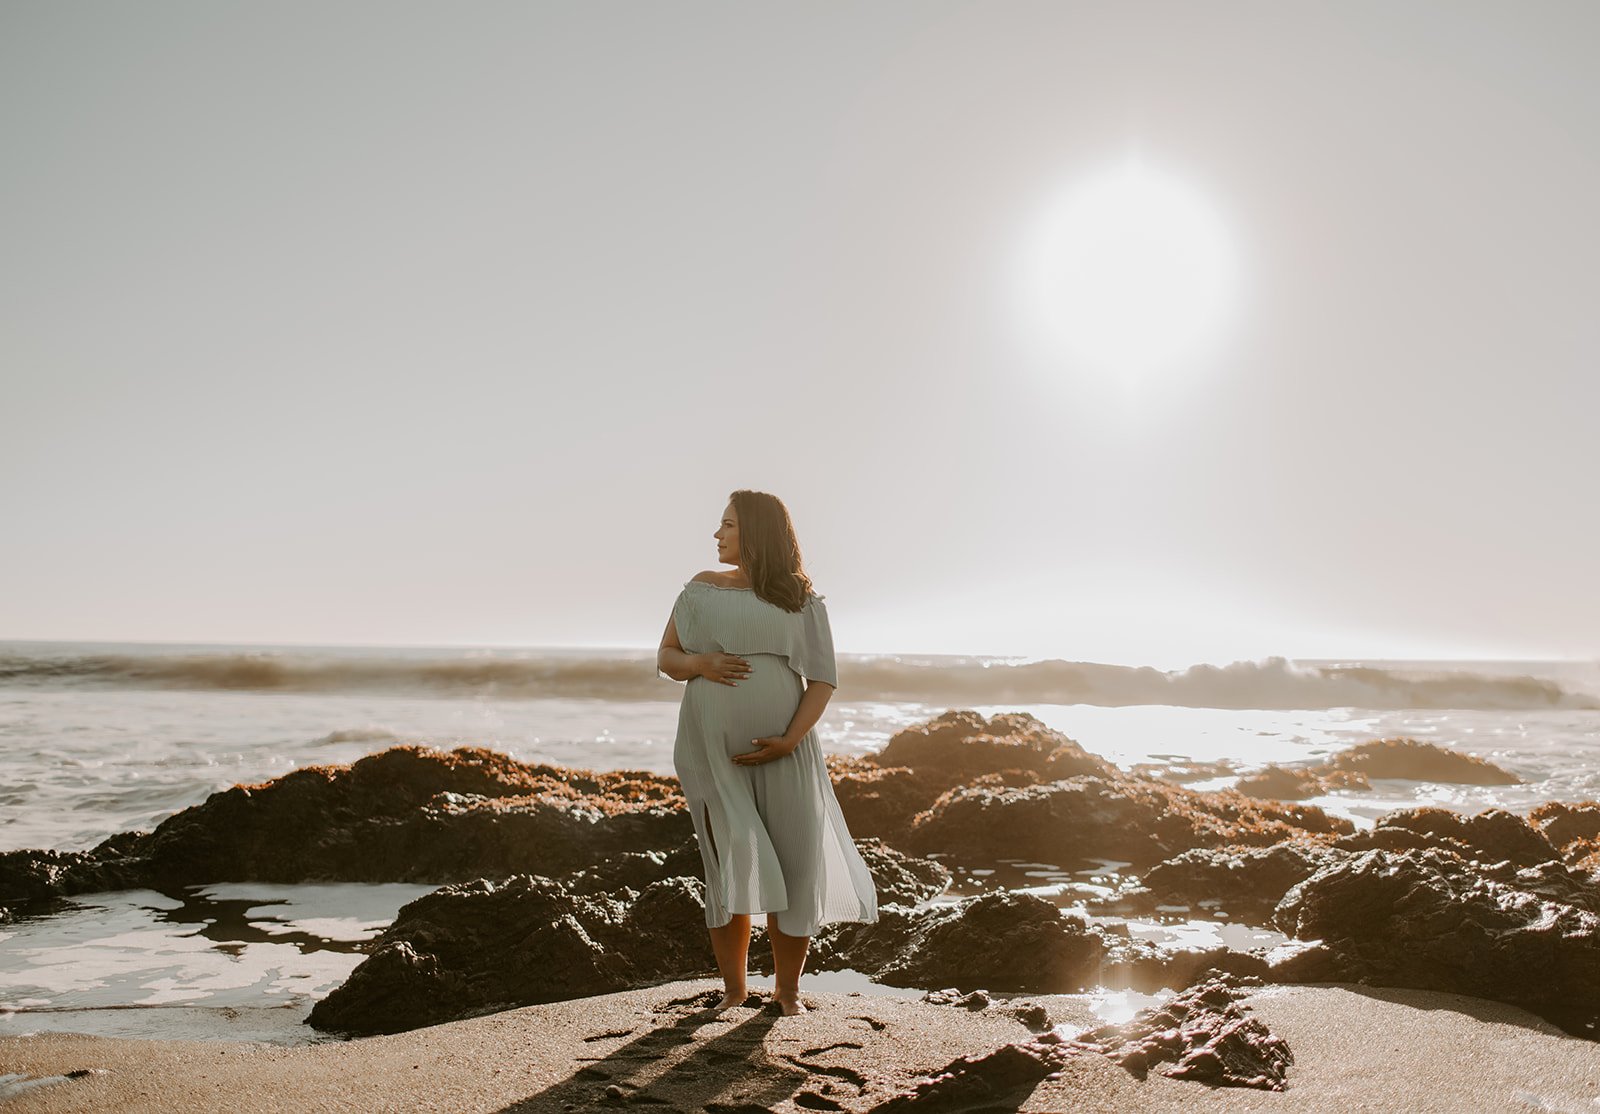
658, 614, 751, 684
780, 679, 835, 745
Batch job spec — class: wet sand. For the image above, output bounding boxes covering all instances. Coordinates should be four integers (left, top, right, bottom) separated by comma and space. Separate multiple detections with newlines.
3, 978, 1598, 1112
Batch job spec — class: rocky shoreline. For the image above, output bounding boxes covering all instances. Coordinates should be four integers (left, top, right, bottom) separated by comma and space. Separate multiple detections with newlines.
6, 708, 1600, 1099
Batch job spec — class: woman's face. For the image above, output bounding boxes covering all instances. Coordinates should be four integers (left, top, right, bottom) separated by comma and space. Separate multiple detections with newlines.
714, 502, 740, 566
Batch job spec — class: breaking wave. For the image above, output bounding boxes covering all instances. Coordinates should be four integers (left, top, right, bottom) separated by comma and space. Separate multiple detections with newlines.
2, 645, 1596, 711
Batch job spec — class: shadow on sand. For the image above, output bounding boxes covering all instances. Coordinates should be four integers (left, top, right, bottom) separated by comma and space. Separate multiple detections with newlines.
498, 989, 824, 1112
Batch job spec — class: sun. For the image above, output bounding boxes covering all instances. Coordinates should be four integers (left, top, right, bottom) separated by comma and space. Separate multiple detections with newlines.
1015, 155, 1240, 382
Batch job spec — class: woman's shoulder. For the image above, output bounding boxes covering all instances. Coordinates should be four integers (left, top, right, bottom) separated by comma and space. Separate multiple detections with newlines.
686, 570, 746, 588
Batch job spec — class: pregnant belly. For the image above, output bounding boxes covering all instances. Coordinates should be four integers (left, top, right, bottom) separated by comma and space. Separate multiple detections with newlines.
686, 652, 805, 760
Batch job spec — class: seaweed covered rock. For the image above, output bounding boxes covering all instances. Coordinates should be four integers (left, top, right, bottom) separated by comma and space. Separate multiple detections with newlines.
1235, 765, 1369, 800
905, 776, 1351, 867
0, 746, 692, 906
828, 710, 1112, 849
137, 746, 690, 885
874, 710, 1116, 784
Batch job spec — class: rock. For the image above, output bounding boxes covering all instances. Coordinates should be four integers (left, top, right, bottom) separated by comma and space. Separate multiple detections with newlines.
0, 746, 692, 905
1010, 1002, 1050, 1030
811, 892, 1107, 993
135, 746, 691, 886
827, 758, 944, 849
1270, 847, 1600, 1038
1235, 737, 1518, 803
1327, 737, 1519, 785
1333, 807, 1560, 869
562, 840, 704, 895
1232, 739, 1518, 803
566, 834, 948, 910
905, 776, 1351, 868
1121, 842, 1344, 919
874, 710, 1117, 783
305, 831, 953, 1036
854, 838, 952, 906
1235, 765, 1370, 800
828, 711, 1118, 850
1069, 972, 1292, 1089
1529, 801, 1600, 870
921, 988, 991, 1010
308, 871, 715, 1035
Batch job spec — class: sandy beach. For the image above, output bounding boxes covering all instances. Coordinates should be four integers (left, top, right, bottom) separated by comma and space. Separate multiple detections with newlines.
4, 977, 1598, 1113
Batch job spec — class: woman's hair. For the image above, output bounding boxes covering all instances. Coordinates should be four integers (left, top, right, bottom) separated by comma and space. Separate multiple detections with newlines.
729, 489, 816, 613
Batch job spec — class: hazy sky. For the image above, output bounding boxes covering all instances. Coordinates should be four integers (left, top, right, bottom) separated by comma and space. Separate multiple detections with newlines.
4, 1, 1597, 667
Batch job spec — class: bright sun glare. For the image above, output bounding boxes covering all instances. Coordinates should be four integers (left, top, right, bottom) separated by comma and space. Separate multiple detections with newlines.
1017, 155, 1240, 381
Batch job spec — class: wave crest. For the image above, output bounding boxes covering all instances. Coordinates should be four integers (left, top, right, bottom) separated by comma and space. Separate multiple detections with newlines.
1, 647, 1595, 711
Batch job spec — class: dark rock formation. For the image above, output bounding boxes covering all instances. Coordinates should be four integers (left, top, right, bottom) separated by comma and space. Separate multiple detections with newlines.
136, 745, 690, 885
1271, 847, 1600, 1038
812, 892, 1107, 993
308, 872, 712, 1035
1530, 801, 1600, 871
809, 887, 1269, 997
1235, 765, 1369, 800
831, 711, 1355, 869
1235, 738, 1518, 802
904, 776, 1352, 868
921, 987, 992, 1010
1068, 972, 1292, 1089
1333, 806, 1561, 869
307, 837, 951, 1035
1327, 737, 1520, 784
854, 838, 953, 906
0, 746, 691, 909
828, 710, 1114, 848
874, 710, 1117, 783
1120, 842, 1344, 919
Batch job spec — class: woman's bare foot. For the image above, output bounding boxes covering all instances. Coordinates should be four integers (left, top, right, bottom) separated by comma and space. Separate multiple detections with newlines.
775, 994, 807, 1016
715, 987, 748, 1011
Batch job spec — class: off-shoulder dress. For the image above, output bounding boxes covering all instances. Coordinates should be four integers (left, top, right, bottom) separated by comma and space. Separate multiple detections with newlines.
658, 579, 878, 937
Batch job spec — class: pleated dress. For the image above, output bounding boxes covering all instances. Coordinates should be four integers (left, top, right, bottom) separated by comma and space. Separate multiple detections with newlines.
660, 579, 879, 938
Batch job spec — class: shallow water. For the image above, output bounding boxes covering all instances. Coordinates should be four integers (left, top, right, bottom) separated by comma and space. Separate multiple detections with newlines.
0, 882, 436, 1044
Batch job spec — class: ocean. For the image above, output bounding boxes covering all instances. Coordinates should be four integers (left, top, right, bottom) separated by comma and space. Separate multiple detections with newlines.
2, 640, 1597, 1045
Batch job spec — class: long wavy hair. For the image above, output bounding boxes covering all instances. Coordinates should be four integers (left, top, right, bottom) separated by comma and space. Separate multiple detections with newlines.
730, 489, 816, 613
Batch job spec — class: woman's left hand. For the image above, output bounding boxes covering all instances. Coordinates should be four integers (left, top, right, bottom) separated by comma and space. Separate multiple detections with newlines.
733, 736, 797, 765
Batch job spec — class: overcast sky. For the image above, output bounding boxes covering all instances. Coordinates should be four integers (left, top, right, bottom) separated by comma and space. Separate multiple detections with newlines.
3, 1, 1597, 668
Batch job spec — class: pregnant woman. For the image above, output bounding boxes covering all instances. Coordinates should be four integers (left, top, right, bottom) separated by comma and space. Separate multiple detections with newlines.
656, 490, 878, 1015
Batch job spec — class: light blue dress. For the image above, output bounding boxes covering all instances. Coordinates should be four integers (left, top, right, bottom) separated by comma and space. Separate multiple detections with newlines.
659, 579, 878, 937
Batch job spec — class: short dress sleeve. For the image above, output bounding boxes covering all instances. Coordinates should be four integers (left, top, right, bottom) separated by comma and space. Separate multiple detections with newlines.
793, 594, 838, 688
655, 586, 696, 681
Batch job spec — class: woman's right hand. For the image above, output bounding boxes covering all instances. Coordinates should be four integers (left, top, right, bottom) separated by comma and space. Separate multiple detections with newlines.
698, 652, 752, 686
